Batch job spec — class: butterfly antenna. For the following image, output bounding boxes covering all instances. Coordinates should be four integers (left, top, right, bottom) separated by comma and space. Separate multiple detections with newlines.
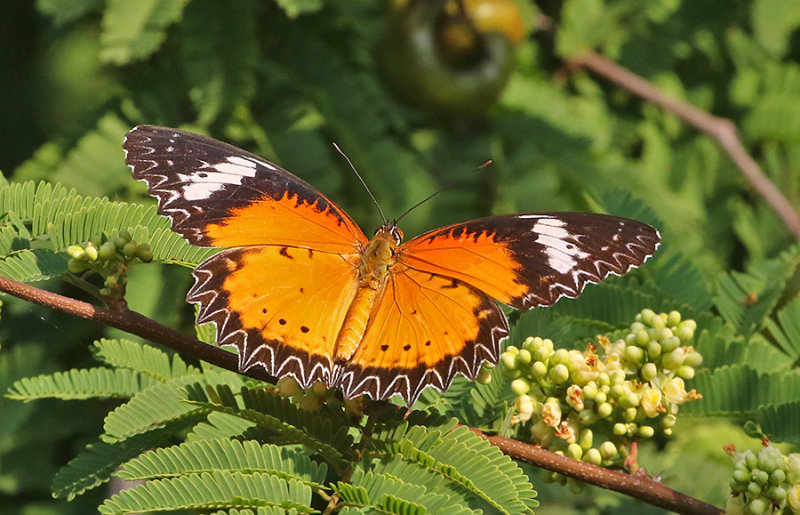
333, 142, 387, 224
396, 160, 492, 222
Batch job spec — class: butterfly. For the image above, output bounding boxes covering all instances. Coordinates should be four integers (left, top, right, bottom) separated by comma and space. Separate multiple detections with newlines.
124, 125, 660, 403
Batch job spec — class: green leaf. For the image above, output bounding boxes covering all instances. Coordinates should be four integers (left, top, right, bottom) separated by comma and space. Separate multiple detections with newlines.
179, 0, 258, 126
275, 0, 323, 18
99, 471, 314, 514
36, 0, 104, 25
100, 0, 192, 64
184, 384, 353, 470
7, 367, 157, 401
764, 293, 800, 362
91, 339, 199, 381
758, 401, 800, 444
102, 374, 216, 442
117, 437, 328, 488
0, 249, 69, 282
52, 429, 174, 500
368, 422, 537, 514
751, 0, 800, 57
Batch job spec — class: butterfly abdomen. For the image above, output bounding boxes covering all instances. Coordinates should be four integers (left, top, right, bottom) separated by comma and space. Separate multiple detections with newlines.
334, 228, 398, 361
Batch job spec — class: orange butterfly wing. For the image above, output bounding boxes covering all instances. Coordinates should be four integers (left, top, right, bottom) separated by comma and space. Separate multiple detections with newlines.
333, 213, 659, 402
124, 126, 366, 252
399, 213, 660, 309
125, 126, 366, 386
334, 263, 507, 402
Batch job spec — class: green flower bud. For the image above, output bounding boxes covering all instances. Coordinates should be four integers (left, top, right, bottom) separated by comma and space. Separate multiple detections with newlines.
623, 407, 638, 421
99, 241, 117, 260
475, 366, 493, 384
67, 259, 89, 274
748, 498, 766, 515
753, 469, 769, 485
551, 348, 569, 365
299, 392, 323, 411
597, 402, 613, 418
118, 229, 133, 242
769, 485, 787, 503
640, 362, 658, 381
624, 345, 644, 363
67, 245, 86, 260
531, 360, 548, 378
567, 477, 584, 493
630, 321, 645, 333
600, 441, 617, 461
567, 443, 583, 460
667, 310, 681, 327
683, 351, 703, 367
613, 423, 627, 436
582, 382, 598, 399
136, 243, 153, 262
732, 468, 750, 483
676, 365, 695, 379
517, 348, 532, 365
501, 352, 517, 371
577, 409, 597, 426
676, 323, 695, 341
112, 236, 126, 248
661, 348, 686, 370
99, 287, 112, 296
745, 452, 759, 469
123, 241, 138, 258
638, 425, 655, 438
609, 370, 626, 386
635, 330, 650, 346
84, 244, 99, 261
597, 372, 610, 386
649, 315, 666, 330
276, 376, 301, 396
89, 234, 103, 247
511, 378, 530, 395
770, 468, 786, 485
659, 328, 674, 341
532, 346, 552, 363
661, 414, 677, 428
311, 380, 328, 396
584, 448, 602, 465
104, 275, 118, 288
661, 336, 681, 352
646, 341, 662, 358
594, 391, 607, 403
579, 429, 593, 450
610, 384, 625, 400
549, 364, 569, 384
640, 309, 656, 325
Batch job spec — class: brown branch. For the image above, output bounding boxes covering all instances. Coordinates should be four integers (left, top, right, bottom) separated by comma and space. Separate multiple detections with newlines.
0, 274, 275, 384
0, 274, 722, 514
571, 50, 800, 239
469, 428, 722, 515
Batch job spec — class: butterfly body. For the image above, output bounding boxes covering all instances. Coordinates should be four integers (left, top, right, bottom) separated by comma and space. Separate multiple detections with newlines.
124, 125, 661, 403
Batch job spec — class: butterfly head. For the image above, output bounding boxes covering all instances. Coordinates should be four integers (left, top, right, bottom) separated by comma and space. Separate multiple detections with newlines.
375, 221, 404, 246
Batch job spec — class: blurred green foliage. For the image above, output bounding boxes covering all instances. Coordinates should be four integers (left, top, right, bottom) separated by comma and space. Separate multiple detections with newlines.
1, 0, 800, 513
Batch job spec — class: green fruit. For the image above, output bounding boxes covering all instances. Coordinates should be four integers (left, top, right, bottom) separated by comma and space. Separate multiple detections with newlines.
99, 241, 117, 260
377, 0, 517, 115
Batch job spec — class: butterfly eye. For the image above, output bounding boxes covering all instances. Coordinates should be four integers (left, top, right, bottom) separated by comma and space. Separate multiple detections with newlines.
390, 226, 403, 245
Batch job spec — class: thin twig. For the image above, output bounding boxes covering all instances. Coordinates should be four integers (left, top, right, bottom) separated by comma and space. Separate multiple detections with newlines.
0, 274, 722, 513
571, 50, 800, 239
0, 274, 274, 383
468, 428, 723, 515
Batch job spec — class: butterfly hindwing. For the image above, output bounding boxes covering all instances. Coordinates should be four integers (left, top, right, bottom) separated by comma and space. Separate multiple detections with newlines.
124, 125, 366, 252
399, 212, 660, 310
333, 264, 507, 403
189, 245, 361, 388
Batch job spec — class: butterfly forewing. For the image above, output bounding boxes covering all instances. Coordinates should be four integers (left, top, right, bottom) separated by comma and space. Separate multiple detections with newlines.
399, 212, 660, 310
124, 125, 366, 252
124, 125, 662, 404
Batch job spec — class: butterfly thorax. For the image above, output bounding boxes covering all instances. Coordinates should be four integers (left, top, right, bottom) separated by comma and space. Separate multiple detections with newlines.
334, 224, 402, 361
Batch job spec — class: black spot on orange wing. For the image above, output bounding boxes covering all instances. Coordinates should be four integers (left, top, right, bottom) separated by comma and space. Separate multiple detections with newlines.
280, 247, 293, 259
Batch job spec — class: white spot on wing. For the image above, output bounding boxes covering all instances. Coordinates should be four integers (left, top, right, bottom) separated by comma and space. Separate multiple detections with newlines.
532, 218, 589, 275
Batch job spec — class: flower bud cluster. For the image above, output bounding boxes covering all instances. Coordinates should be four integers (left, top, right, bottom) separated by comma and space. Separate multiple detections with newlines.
498, 309, 701, 469
274, 376, 366, 419
726, 442, 800, 514
67, 229, 153, 297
